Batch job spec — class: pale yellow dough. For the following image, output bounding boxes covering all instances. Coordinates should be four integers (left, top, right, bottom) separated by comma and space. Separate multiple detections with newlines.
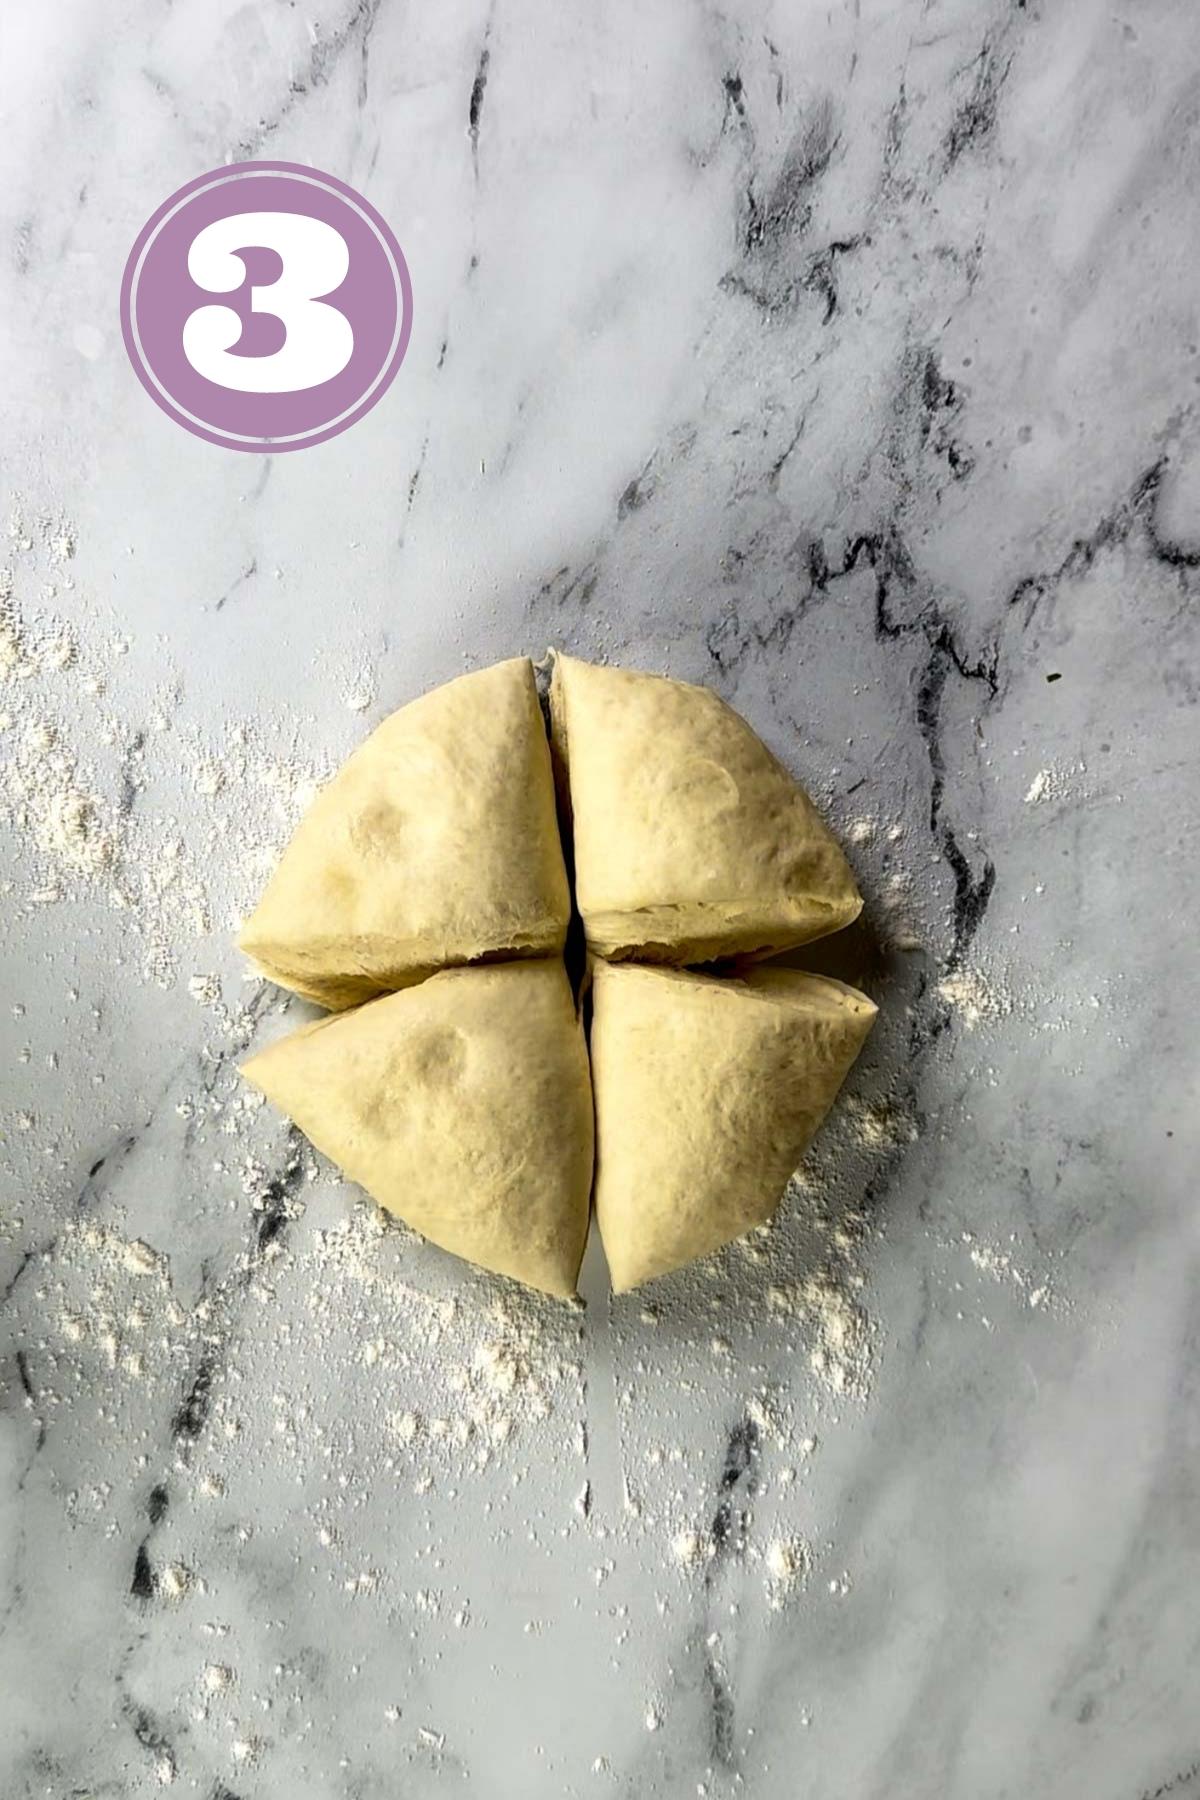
550, 653, 862, 964
238, 658, 570, 1010
241, 961, 593, 1298
589, 963, 877, 1292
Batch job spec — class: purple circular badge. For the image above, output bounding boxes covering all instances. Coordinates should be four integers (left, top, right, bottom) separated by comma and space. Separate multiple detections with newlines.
120, 162, 412, 452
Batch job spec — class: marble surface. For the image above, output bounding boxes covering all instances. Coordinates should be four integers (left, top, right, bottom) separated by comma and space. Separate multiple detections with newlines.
3, 1, 1200, 1795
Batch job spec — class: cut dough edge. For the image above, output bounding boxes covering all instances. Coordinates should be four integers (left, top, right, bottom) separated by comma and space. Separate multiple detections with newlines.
582, 894, 863, 965
239, 921, 566, 1012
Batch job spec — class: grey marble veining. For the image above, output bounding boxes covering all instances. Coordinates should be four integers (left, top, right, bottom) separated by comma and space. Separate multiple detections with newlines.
2, 2, 1200, 1797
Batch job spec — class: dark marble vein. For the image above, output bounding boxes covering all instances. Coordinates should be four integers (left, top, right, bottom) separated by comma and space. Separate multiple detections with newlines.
403, 436, 428, 529
121, 1693, 176, 1783
1138, 1758, 1200, 1800
172, 1350, 217, 1450
253, 1125, 306, 1251
826, 530, 1000, 964
720, 92, 851, 318
1009, 456, 1200, 626
14, 1348, 37, 1410
706, 518, 1000, 970
75, 1131, 140, 1214
766, 396, 819, 486
617, 467, 656, 521
944, 30, 1013, 168
1, 1245, 42, 1309
698, 1415, 761, 1769
802, 233, 868, 324
537, 561, 599, 608
744, 98, 838, 255
919, 350, 974, 482
468, 35, 491, 178
722, 72, 749, 136
235, 0, 383, 155
213, 559, 258, 614
130, 1542, 156, 1600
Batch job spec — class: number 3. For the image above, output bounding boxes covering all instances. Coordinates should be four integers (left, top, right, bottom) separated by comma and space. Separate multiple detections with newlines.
182, 212, 354, 393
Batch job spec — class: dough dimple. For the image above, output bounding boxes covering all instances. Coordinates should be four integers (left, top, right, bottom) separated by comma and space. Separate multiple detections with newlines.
348, 797, 413, 858
643, 755, 741, 818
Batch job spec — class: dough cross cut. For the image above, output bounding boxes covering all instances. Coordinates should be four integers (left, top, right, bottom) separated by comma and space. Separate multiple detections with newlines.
239, 654, 876, 1295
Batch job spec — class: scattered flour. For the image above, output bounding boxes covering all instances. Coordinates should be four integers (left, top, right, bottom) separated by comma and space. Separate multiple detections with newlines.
1, 510, 327, 990
960, 1232, 1054, 1312
937, 965, 1014, 1030
301, 1201, 578, 1465
768, 1267, 871, 1398
845, 1093, 919, 1151
159, 1563, 193, 1601
1024, 762, 1086, 805
122, 1239, 160, 1277
878, 866, 923, 952
342, 669, 377, 713
671, 1528, 714, 1569
764, 1534, 810, 1605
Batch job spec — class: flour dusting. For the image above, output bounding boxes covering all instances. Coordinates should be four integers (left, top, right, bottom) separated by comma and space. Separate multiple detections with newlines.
937, 965, 1014, 1029
1, 506, 327, 990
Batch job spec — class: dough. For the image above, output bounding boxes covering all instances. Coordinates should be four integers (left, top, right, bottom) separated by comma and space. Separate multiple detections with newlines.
589, 962, 877, 1291
550, 653, 862, 964
241, 961, 593, 1298
238, 658, 571, 1010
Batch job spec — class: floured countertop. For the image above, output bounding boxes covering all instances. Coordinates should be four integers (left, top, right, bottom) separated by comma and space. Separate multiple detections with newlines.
2, 4, 1199, 1797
